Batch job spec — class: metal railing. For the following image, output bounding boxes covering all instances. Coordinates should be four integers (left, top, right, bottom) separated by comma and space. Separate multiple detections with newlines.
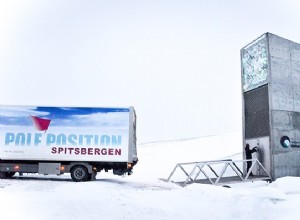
166, 159, 271, 186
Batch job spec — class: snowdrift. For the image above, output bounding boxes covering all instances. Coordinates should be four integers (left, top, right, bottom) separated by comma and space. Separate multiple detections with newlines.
1, 131, 300, 220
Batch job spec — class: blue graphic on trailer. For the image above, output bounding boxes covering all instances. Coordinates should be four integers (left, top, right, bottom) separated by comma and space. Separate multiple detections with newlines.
0, 106, 130, 147
0, 106, 132, 161
0, 106, 129, 127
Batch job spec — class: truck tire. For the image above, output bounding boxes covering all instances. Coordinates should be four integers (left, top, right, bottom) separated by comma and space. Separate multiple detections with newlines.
71, 165, 89, 182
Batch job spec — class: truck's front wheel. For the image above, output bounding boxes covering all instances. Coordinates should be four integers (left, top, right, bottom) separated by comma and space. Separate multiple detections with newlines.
71, 166, 89, 182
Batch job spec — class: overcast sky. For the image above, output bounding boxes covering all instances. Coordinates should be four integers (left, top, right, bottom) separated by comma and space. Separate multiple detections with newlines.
0, 0, 299, 143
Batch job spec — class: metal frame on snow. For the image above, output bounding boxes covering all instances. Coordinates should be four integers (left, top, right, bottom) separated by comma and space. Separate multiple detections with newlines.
166, 159, 271, 186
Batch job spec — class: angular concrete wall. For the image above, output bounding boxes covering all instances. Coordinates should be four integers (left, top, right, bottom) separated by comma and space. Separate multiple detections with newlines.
242, 33, 300, 179
268, 33, 300, 178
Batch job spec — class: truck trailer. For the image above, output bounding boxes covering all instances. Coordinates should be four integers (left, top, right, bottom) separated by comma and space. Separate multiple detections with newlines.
0, 105, 138, 182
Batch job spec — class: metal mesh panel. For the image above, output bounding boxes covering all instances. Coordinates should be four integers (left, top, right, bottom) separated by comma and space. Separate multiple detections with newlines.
244, 85, 270, 138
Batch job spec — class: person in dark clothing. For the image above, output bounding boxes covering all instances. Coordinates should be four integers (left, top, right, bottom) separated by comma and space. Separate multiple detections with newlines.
245, 143, 258, 176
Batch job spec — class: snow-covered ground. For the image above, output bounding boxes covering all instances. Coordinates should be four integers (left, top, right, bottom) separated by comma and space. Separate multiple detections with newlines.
1, 132, 300, 220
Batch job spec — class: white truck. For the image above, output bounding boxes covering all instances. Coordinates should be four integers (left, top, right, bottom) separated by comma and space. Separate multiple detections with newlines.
0, 105, 138, 182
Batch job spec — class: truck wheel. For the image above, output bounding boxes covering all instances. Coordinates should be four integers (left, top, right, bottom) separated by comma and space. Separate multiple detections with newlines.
71, 166, 88, 182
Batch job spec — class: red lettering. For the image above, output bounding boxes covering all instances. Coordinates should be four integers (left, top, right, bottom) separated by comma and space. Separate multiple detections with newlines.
58, 147, 64, 154
75, 148, 80, 155
50, 147, 123, 156
101, 148, 107, 155
51, 147, 57, 154
115, 149, 121, 155
68, 148, 74, 154
95, 148, 100, 155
